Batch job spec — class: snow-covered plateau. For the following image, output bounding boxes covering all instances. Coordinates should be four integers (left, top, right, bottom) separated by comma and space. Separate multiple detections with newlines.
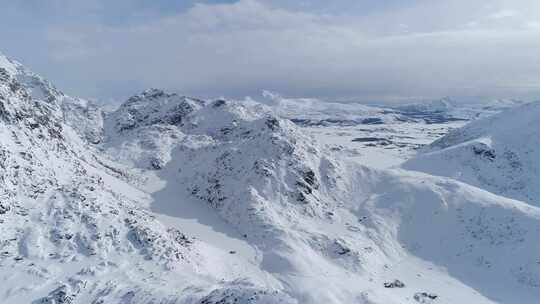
1, 52, 539, 304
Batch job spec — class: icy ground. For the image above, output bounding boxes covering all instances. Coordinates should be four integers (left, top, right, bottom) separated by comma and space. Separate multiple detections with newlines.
1, 52, 540, 304
300, 122, 463, 169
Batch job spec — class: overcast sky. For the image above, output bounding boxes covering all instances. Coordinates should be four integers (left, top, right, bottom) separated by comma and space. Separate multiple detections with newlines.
2, 0, 540, 103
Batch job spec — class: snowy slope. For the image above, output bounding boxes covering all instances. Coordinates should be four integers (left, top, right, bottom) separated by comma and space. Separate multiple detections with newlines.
0, 53, 104, 144
0, 53, 291, 303
101, 89, 540, 303
262, 93, 524, 170
382, 97, 526, 122
102, 88, 206, 169
404, 101, 540, 205
262, 90, 407, 126
3, 51, 540, 303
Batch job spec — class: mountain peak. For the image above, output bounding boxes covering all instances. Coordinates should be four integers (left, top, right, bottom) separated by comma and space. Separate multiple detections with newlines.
0, 51, 64, 104
126, 88, 175, 103
108, 89, 205, 134
0, 52, 19, 76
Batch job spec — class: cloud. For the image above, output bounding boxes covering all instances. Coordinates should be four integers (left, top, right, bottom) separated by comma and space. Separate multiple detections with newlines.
3, 0, 540, 102
488, 9, 518, 19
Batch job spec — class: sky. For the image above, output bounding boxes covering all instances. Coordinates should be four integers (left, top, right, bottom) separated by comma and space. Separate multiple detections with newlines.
2, 0, 540, 103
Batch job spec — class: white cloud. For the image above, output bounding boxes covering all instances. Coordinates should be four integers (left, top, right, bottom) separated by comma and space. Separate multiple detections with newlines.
9, 0, 540, 101
488, 9, 518, 19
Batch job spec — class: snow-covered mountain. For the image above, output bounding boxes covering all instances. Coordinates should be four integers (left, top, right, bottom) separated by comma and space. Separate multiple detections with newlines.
381, 97, 526, 122
0, 54, 291, 303
0, 54, 105, 144
404, 101, 540, 205
262, 90, 408, 126
263, 92, 524, 127
101, 88, 540, 303
3, 52, 540, 303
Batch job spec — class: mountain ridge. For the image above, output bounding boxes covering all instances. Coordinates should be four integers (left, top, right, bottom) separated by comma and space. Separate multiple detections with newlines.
2, 51, 540, 303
